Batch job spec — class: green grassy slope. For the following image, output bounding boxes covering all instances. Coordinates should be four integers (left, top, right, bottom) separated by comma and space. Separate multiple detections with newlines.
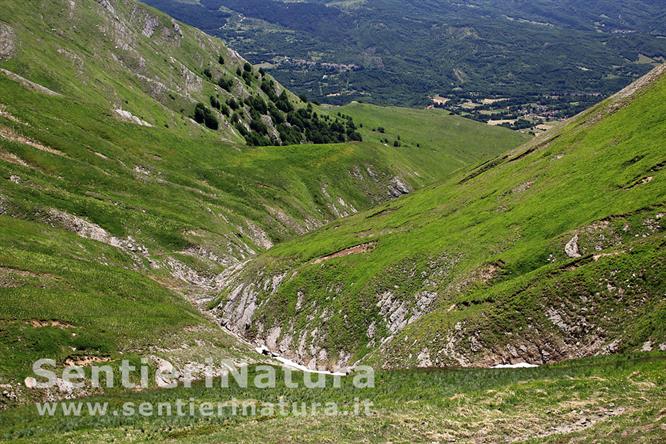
1, 354, 665, 442
0, 0, 524, 395
217, 65, 666, 371
335, 102, 525, 179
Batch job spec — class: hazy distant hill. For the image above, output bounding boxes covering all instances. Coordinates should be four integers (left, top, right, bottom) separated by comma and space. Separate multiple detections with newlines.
145, 0, 666, 128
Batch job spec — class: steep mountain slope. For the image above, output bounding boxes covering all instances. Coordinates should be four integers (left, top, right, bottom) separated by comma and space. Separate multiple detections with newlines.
216, 64, 666, 371
0, 0, 524, 396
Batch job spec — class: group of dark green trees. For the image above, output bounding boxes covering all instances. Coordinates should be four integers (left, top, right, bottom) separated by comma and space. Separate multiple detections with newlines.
192, 59, 362, 146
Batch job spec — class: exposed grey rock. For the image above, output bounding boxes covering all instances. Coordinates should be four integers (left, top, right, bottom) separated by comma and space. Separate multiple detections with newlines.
57, 48, 84, 75
164, 257, 224, 291
0, 384, 17, 404
350, 165, 364, 180
378, 291, 409, 334
218, 283, 259, 334
115, 109, 153, 127
0, 68, 61, 96
388, 176, 411, 197
265, 326, 281, 350
278, 333, 293, 354
0, 104, 22, 124
512, 180, 534, 194
181, 246, 235, 267
0, 24, 15, 60
181, 65, 203, 96
417, 349, 432, 367
46, 208, 156, 268
97, 0, 117, 17
603, 339, 621, 354
171, 20, 183, 38
378, 289, 438, 339
410, 291, 438, 322
240, 221, 273, 250
546, 307, 570, 332
142, 14, 160, 38
367, 321, 376, 339
565, 234, 582, 258
296, 290, 305, 311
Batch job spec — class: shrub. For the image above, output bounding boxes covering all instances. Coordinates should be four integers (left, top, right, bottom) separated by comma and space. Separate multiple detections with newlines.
268, 104, 285, 124
218, 77, 233, 92
261, 80, 278, 102
227, 98, 239, 110
277, 123, 303, 145
275, 91, 294, 113
246, 132, 272, 146
194, 103, 219, 130
250, 118, 268, 135
210, 96, 221, 110
348, 132, 363, 142
242, 70, 254, 86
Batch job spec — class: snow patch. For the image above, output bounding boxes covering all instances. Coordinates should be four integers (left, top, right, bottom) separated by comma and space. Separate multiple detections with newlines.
255, 347, 347, 376
492, 362, 539, 369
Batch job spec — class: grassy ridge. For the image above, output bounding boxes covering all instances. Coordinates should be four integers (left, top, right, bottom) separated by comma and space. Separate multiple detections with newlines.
220, 66, 666, 369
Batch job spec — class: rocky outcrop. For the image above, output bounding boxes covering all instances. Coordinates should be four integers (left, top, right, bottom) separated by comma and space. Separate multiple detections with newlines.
45, 209, 156, 268
0, 23, 15, 60
0, 69, 61, 97
97, 0, 117, 17
564, 234, 581, 258
377, 290, 438, 336
388, 176, 411, 197
142, 14, 159, 38
114, 108, 153, 127
218, 283, 260, 334
240, 222, 273, 250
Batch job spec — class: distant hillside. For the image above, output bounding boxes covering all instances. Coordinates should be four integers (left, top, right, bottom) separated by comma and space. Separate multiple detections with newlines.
216, 64, 666, 371
144, 0, 666, 125
0, 0, 524, 394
